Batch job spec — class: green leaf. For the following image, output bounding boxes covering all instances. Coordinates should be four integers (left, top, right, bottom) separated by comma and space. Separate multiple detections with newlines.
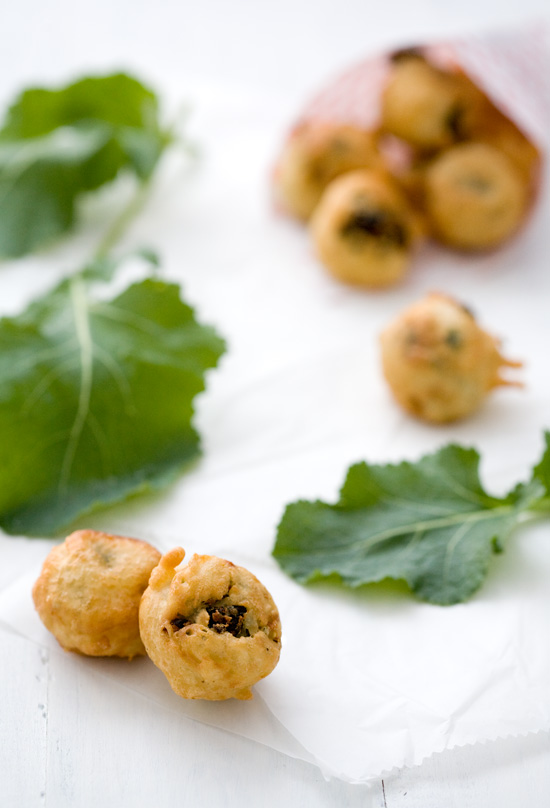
273, 446, 542, 604
0, 74, 170, 258
0, 271, 225, 536
531, 431, 550, 494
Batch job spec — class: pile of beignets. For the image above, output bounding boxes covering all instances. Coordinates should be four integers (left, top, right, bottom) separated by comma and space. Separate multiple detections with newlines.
33, 529, 282, 701
275, 48, 540, 287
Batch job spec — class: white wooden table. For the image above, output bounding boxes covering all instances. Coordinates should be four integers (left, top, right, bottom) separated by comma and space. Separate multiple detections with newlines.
2, 1, 550, 805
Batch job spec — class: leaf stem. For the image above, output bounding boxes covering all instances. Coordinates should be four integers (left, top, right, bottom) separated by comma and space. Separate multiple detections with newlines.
93, 175, 154, 261
527, 495, 550, 514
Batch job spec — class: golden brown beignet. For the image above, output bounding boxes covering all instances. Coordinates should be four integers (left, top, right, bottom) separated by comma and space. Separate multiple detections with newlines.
139, 548, 282, 701
423, 142, 529, 250
32, 530, 161, 658
275, 121, 385, 220
380, 52, 485, 150
310, 169, 422, 287
380, 292, 522, 423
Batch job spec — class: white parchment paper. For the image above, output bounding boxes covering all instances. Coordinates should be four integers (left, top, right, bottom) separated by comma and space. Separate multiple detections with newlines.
1, 27, 549, 784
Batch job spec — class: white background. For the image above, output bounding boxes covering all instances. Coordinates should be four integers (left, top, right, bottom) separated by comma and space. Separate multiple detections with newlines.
1, 1, 550, 806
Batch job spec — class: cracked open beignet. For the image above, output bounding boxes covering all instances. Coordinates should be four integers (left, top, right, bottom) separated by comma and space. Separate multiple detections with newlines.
139, 548, 282, 701
310, 169, 423, 287
32, 530, 161, 658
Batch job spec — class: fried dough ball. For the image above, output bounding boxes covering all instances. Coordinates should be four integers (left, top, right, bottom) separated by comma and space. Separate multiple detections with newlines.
380, 292, 522, 423
32, 530, 161, 659
139, 548, 282, 701
423, 142, 529, 250
275, 121, 385, 220
380, 52, 485, 150
310, 169, 422, 287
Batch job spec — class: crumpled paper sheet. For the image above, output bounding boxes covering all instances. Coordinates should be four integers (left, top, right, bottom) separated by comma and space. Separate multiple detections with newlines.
1, 25, 550, 784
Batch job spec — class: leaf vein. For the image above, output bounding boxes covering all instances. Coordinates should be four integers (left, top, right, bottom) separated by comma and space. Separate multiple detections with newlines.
58, 276, 94, 494
92, 344, 137, 416
352, 506, 513, 554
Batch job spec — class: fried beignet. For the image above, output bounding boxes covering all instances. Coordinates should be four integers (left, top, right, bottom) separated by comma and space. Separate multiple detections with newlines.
32, 530, 161, 658
423, 142, 529, 250
380, 292, 522, 423
139, 548, 281, 701
380, 52, 484, 150
310, 169, 422, 287
275, 121, 384, 220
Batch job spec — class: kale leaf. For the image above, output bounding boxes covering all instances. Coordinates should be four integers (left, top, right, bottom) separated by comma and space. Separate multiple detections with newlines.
0, 269, 225, 536
273, 444, 547, 604
0, 74, 170, 257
